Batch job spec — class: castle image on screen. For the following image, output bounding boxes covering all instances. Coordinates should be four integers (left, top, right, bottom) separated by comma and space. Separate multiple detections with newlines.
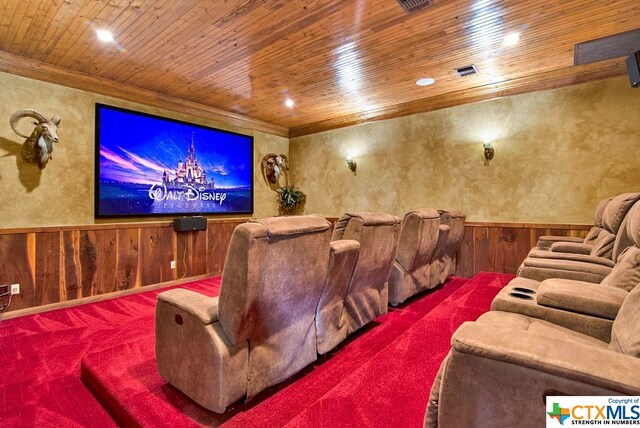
162, 138, 214, 188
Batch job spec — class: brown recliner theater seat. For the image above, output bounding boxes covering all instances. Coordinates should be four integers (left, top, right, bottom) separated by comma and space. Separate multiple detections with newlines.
491, 201, 640, 342
155, 215, 332, 413
425, 281, 640, 428
518, 193, 640, 283
315, 212, 401, 354
529, 193, 638, 262
534, 197, 612, 251
388, 208, 449, 306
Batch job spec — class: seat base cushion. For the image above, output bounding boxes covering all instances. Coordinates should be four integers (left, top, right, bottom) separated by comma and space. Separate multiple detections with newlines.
490, 278, 614, 342
477, 311, 607, 349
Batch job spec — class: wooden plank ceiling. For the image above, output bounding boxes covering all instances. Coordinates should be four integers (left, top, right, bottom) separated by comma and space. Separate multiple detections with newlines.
0, 0, 637, 136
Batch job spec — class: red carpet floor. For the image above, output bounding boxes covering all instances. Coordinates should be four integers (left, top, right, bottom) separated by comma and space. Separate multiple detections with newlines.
0, 272, 512, 427
0, 278, 220, 428
79, 272, 512, 427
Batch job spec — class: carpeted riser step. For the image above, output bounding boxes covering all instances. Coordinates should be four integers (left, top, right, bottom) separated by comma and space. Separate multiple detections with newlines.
281, 273, 511, 427
79, 273, 512, 427
0, 278, 221, 428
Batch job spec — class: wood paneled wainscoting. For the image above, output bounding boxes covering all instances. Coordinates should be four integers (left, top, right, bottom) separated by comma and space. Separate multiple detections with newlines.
454, 222, 592, 278
0, 219, 246, 315
1, 219, 591, 316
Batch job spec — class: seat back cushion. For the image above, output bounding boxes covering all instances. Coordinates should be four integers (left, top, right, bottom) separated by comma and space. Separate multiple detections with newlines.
602, 193, 640, 234
612, 201, 640, 262
396, 209, 440, 273
609, 283, 640, 357
217, 215, 332, 398
593, 195, 640, 260
600, 247, 640, 292
334, 212, 401, 331
594, 197, 613, 229
389, 208, 442, 304
590, 230, 616, 259
583, 199, 611, 245
584, 226, 603, 245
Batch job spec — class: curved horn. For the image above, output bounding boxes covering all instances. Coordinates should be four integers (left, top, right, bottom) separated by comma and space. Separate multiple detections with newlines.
280, 154, 290, 186
261, 154, 276, 186
280, 154, 289, 170
10, 109, 48, 138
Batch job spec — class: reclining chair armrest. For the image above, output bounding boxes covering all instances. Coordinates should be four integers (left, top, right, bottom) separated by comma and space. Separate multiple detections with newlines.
316, 239, 360, 354
431, 224, 450, 263
550, 242, 592, 255
537, 279, 628, 320
536, 235, 584, 250
157, 289, 219, 324
330, 239, 361, 256
526, 250, 615, 267
437, 224, 450, 247
325, 239, 360, 291
452, 322, 640, 394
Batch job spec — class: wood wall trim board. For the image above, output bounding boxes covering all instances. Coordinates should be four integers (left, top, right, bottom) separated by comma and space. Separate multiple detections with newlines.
289, 60, 627, 137
0, 274, 213, 321
463, 221, 593, 229
0, 217, 251, 235
0, 51, 288, 138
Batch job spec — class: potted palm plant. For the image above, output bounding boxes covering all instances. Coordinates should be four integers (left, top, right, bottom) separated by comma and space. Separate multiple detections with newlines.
276, 184, 306, 215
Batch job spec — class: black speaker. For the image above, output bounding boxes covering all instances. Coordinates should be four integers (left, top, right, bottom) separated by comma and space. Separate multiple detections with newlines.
173, 216, 207, 232
627, 51, 640, 88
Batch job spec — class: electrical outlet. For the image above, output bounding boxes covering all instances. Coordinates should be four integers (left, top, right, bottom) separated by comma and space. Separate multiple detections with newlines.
170, 260, 176, 269
10, 284, 20, 295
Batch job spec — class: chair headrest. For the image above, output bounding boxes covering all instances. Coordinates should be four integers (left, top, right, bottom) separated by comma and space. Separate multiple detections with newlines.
438, 209, 466, 219
333, 212, 401, 240
403, 208, 440, 221
602, 193, 640, 233
594, 197, 613, 228
344, 212, 401, 225
250, 214, 330, 237
627, 202, 640, 247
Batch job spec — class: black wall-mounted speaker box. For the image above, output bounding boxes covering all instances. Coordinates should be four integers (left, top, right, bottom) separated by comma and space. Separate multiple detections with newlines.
173, 217, 207, 232
627, 51, 640, 88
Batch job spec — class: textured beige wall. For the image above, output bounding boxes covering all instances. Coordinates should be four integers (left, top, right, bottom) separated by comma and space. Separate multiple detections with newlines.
290, 76, 640, 224
2, 72, 638, 228
0, 72, 287, 228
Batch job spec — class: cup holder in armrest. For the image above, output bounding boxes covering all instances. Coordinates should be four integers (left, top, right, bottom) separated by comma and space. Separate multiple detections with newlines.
512, 287, 536, 294
508, 292, 534, 300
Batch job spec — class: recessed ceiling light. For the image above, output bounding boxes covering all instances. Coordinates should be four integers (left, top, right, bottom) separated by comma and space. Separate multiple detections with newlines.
502, 32, 520, 47
285, 98, 294, 108
416, 77, 435, 86
96, 29, 114, 43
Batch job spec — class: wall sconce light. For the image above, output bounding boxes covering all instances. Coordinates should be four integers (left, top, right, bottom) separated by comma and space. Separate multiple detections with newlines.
483, 142, 495, 166
346, 156, 357, 174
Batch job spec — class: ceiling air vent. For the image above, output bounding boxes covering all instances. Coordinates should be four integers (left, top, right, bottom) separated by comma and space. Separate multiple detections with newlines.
455, 64, 478, 77
396, 0, 434, 13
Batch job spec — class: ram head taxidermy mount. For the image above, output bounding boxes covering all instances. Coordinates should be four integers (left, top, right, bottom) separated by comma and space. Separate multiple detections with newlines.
10, 109, 62, 169
261, 153, 289, 190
